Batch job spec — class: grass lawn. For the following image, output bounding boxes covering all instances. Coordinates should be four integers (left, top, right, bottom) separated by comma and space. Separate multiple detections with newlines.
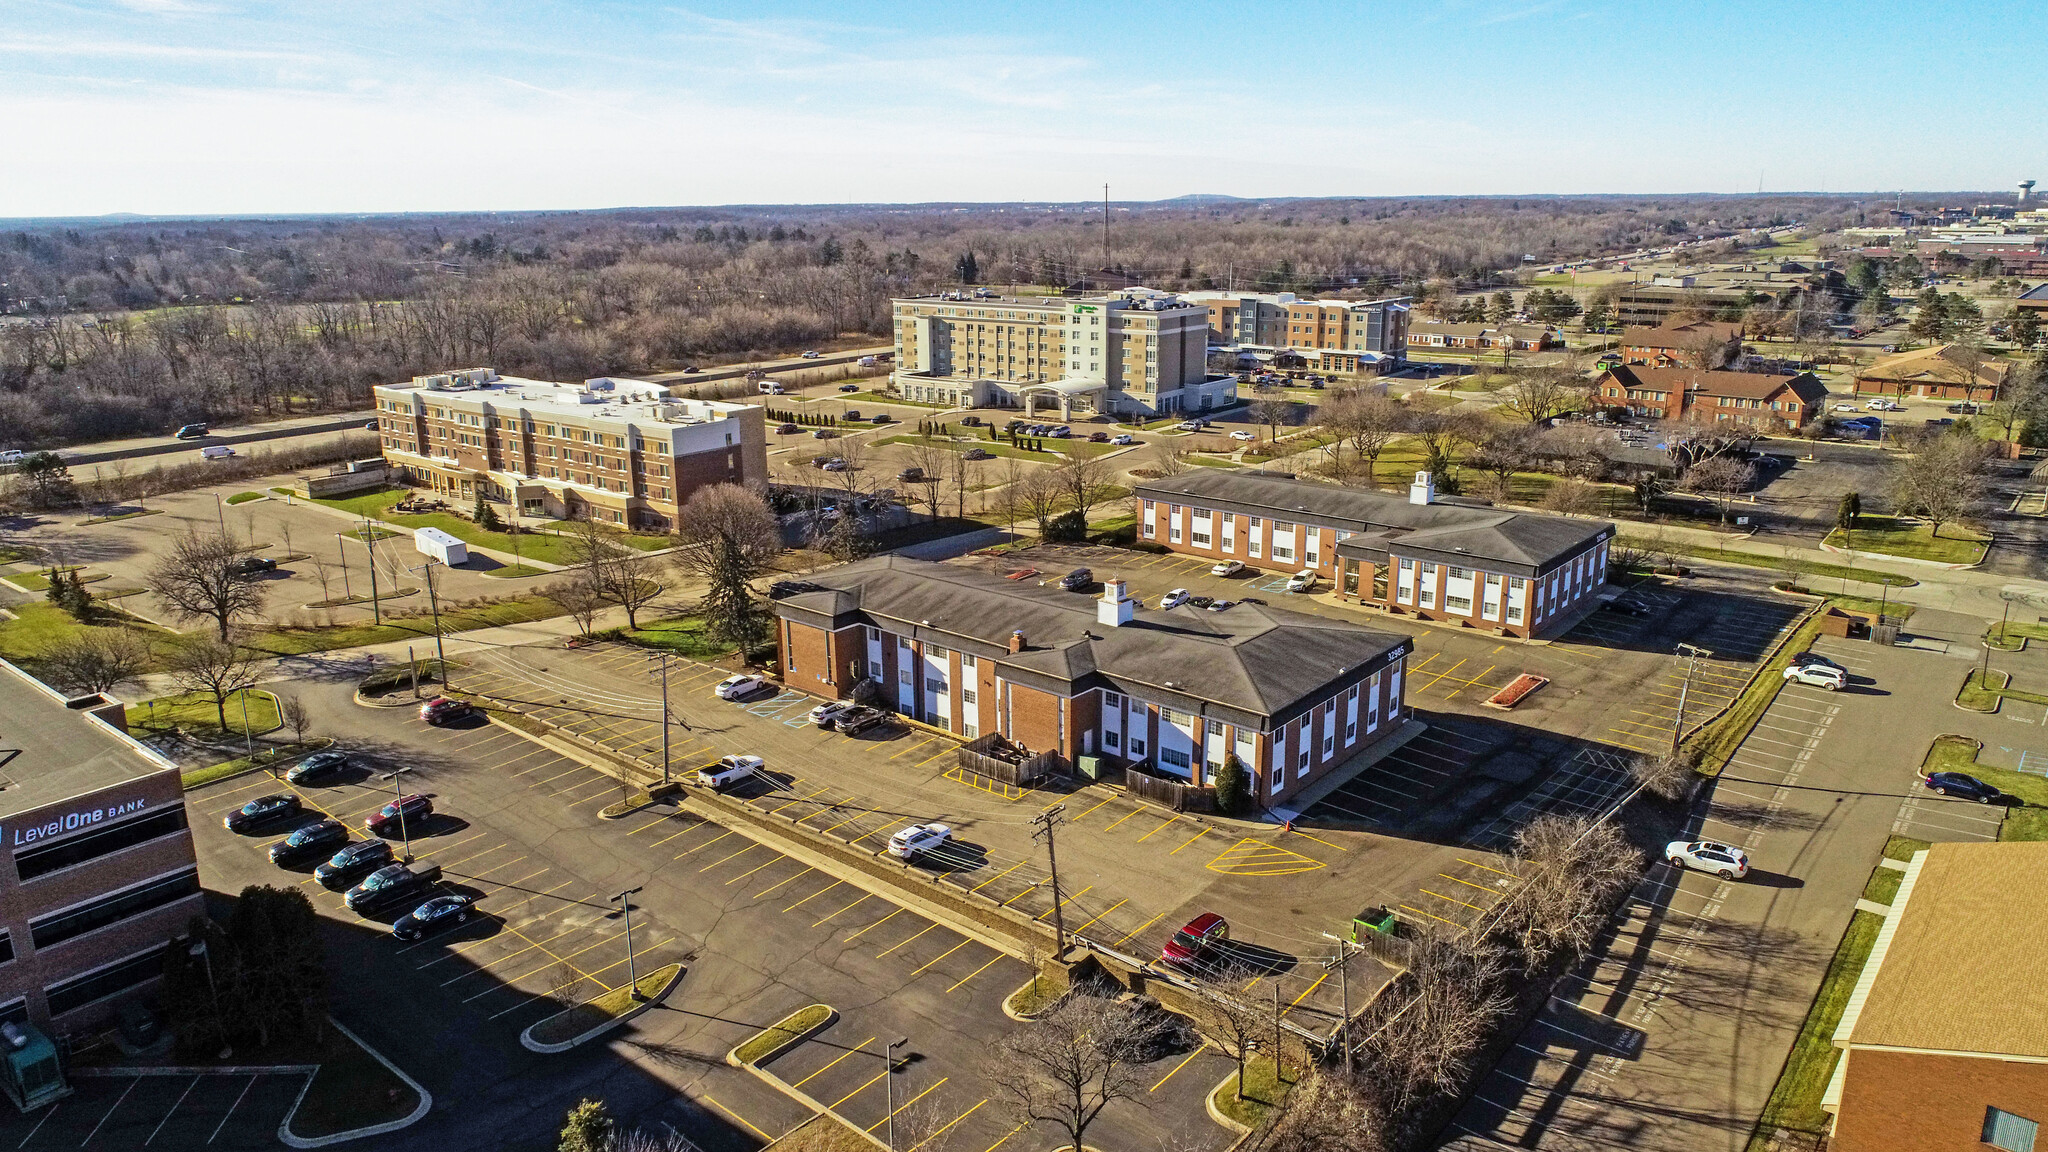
131, 688, 281, 737
1920, 735, 2048, 841
0, 605, 176, 678
182, 741, 327, 790
1885, 834, 1931, 862
1826, 516, 1989, 565
527, 963, 680, 1047
1861, 865, 1903, 906
1621, 537, 1918, 589
9, 568, 109, 592
346, 525, 401, 542
1004, 967, 1068, 1018
1748, 910, 1883, 1145
732, 1003, 833, 1066
225, 491, 267, 505
1212, 1051, 1291, 1131
1691, 609, 1826, 774
1957, 669, 2048, 711
837, 390, 948, 408
609, 615, 738, 662
1987, 620, 2048, 650
480, 563, 550, 579
78, 507, 164, 526
1185, 454, 1241, 468
762, 1115, 872, 1152
292, 486, 668, 562
244, 593, 568, 656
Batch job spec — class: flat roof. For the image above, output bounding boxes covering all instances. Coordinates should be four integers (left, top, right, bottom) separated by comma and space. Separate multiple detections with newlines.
1837, 841, 2048, 1060
375, 370, 749, 426
0, 660, 178, 821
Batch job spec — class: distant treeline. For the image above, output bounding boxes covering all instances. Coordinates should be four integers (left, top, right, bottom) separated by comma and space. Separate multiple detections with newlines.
0, 194, 1905, 446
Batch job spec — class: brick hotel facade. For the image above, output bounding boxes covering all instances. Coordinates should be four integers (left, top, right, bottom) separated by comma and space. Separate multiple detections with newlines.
1134, 469, 1613, 638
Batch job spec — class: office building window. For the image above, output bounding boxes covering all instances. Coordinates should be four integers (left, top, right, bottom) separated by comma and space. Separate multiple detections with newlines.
31, 870, 200, 950
45, 944, 172, 1018
1984, 1109, 2039, 1152
14, 807, 188, 881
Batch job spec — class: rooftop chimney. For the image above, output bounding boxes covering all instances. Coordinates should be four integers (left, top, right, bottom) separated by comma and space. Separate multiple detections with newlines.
1409, 470, 1436, 506
1097, 578, 1135, 628
1008, 629, 1026, 654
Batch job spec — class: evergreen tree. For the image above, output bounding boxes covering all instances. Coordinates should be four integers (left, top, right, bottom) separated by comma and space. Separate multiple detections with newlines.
473, 493, 501, 531
558, 1100, 614, 1152
1837, 492, 1860, 533
1487, 290, 1515, 323
1214, 754, 1249, 815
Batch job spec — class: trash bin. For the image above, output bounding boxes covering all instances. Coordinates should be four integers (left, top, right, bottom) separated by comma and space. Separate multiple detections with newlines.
1076, 755, 1101, 781
1351, 905, 1398, 943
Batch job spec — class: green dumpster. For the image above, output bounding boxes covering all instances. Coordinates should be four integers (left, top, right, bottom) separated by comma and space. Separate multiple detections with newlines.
1351, 905, 1398, 944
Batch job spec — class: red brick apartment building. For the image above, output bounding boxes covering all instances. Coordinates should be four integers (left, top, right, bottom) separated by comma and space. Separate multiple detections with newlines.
1132, 470, 1612, 638
1618, 319, 1744, 367
771, 557, 1412, 806
1825, 842, 2048, 1152
1593, 365, 1828, 431
1182, 291, 1411, 370
0, 659, 201, 1048
373, 368, 768, 532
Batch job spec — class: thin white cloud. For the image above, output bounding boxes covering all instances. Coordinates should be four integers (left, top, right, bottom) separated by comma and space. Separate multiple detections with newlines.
108, 0, 221, 13
0, 36, 311, 61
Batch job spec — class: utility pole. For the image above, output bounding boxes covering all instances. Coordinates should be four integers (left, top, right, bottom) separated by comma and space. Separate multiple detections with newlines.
337, 532, 352, 599
412, 558, 450, 689
359, 518, 382, 625
613, 886, 645, 999
1320, 934, 1361, 1074
880, 1036, 910, 1151
1102, 184, 1110, 272
1272, 981, 1284, 1084
1031, 806, 1068, 957
214, 493, 226, 534
1673, 643, 1711, 753
659, 653, 672, 784
383, 766, 416, 863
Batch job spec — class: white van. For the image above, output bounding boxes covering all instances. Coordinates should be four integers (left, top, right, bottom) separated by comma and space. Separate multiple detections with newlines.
759, 381, 785, 395
200, 445, 237, 461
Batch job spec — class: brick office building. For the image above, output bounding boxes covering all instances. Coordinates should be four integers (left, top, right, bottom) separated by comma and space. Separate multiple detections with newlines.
1618, 319, 1744, 367
1182, 292, 1411, 371
771, 557, 1412, 805
1852, 344, 2012, 402
1824, 842, 2048, 1152
1593, 365, 1829, 430
1133, 470, 1613, 638
0, 660, 201, 1039
373, 368, 767, 532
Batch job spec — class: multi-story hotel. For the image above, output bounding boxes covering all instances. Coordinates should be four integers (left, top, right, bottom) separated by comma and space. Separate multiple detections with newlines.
890, 288, 1235, 419
372, 368, 768, 532
0, 660, 200, 1047
1182, 291, 1411, 373
1133, 469, 1613, 638
771, 556, 1412, 805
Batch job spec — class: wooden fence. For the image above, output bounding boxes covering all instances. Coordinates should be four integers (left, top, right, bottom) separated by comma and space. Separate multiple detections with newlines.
1123, 767, 1216, 813
957, 734, 1063, 787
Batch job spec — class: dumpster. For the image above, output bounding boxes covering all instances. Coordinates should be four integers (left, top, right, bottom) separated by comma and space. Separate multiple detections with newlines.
1076, 755, 1101, 781
1351, 905, 1398, 944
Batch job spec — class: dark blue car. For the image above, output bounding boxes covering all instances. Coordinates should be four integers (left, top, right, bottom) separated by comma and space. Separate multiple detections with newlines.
1924, 772, 2005, 804
268, 819, 348, 866
286, 751, 350, 785
225, 794, 302, 833
392, 895, 475, 941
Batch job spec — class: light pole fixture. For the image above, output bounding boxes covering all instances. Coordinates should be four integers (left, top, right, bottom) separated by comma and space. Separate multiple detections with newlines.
382, 766, 416, 863
883, 1036, 910, 1151
1673, 642, 1712, 753
613, 886, 645, 1000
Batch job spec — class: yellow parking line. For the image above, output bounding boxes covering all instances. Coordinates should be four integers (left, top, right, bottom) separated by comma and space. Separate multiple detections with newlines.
794, 1037, 874, 1087
813, 894, 870, 927
1069, 899, 1127, 936
844, 909, 902, 942
1442, 872, 1502, 896
1112, 910, 1169, 947
696, 844, 755, 873
1150, 1044, 1207, 1092
913, 1100, 985, 1151
700, 1095, 771, 1143
877, 924, 937, 957
753, 867, 812, 899
785, 880, 843, 914
946, 956, 1003, 993
968, 861, 1024, 894
832, 1067, 893, 1108
1135, 815, 1180, 843
889, 739, 938, 761
1287, 827, 1345, 850
1422, 888, 1485, 913
911, 940, 969, 975
1070, 795, 1115, 823
626, 814, 672, 836
724, 856, 781, 886
999, 884, 1041, 909
1036, 885, 1092, 922
1168, 828, 1211, 855
675, 829, 735, 859
916, 748, 957, 767
982, 1122, 1030, 1152
1286, 971, 1328, 1009
1401, 903, 1466, 931
1101, 807, 1145, 832
771, 786, 834, 817
652, 820, 709, 848
868, 1079, 947, 1133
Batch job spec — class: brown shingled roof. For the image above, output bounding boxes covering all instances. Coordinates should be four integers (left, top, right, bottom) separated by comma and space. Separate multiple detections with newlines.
1600, 365, 1825, 403
1855, 344, 2011, 389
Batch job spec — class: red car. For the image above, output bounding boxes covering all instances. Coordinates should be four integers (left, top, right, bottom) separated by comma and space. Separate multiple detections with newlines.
419, 697, 473, 725
366, 794, 433, 836
1160, 913, 1229, 967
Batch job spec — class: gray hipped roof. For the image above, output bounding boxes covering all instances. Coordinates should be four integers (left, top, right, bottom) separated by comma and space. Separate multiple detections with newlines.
1136, 470, 1612, 576
774, 556, 1408, 729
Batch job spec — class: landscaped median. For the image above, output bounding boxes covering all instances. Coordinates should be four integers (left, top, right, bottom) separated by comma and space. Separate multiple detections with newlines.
728, 1004, 837, 1067
1956, 668, 2048, 714
280, 1018, 432, 1147
1686, 602, 1826, 774
1207, 1050, 1289, 1134
1823, 515, 1990, 567
180, 739, 332, 790
1918, 734, 2048, 841
521, 962, 684, 1053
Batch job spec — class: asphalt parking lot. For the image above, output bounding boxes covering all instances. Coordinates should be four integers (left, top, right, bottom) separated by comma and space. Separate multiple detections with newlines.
0, 1070, 305, 1149
192, 675, 1235, 1152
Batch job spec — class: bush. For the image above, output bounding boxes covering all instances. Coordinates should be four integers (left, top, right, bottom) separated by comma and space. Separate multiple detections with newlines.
1215, 754, 1250, 815
1044, 510, 1087, 543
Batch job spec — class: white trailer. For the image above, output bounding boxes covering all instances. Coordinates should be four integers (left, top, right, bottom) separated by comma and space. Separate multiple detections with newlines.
414, 526, 468, 566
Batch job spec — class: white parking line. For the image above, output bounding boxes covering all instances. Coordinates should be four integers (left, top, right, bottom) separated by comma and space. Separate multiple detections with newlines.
81, 1078, 140, 1146
207, 1075, 260, 1145
145, 1076, 201, 1145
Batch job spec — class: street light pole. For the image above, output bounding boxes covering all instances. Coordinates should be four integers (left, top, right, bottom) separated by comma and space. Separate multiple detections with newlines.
189, 939, 230, 1059
383, 767, 416, 863
1673, 643, 1711, 754
883, 1036, 909, 1151
613, 886, 645, 1000
359, 518, 382, 626
1320, 934, 1359, 1075
660, 654, 672, 784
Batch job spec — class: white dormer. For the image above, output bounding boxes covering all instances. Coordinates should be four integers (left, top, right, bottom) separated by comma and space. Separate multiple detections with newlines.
1097, 578, 1134, 628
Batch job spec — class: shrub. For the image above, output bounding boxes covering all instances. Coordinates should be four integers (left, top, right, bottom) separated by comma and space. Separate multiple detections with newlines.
1044, 510, 1087, 543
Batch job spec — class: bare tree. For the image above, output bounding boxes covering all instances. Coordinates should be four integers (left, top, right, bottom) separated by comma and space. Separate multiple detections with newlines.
1014, 469, 1065, 538
550, 575, 607, 636
1468, 425, 1535, 498
1408, 410, 1487, 491
1323, 393, 1407, 486
1147, 438, 1189, 477
1500, 368, 1587, 423
987, 993, 1177, 1152
672, 484, 782, 658
1054, 453, 1114, 522
1255, 1067, 1390, 1152
1541, 478, 1603, 517
164, 633, 263, 733
1495, 813, 1641, 969
1629, 747, 1697, 801
904, 437, 953, 522
1356, 934, 1514, 1114
1680, 327, 1736, 370
1681, 455, 1755, 524
1891, 430, 1991, 539
1195, 966, 1276, 1102
276, 694, 313, 745
1248, 397, 1293, 443
36, 629, 152, 696
146, 531, 269, 641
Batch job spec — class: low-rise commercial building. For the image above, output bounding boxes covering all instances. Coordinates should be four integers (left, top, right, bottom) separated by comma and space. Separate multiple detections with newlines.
1614, 284, 1770, 327
771, 556, 1412, 805
1853, 344, 2013, 402
1407, 321, 1561, 352
1132, 469, 1612, 638
1618, 319, 1744, 367
0, 660, 200, 1041
1824, 841, 2048, 1152
890, 289, 1234, 419
373, 368, 768, 532
1593, 365, 1828, 430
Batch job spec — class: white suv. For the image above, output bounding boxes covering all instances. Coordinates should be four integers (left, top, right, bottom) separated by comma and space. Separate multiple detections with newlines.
887, 823, 952, 859
1782, 663, 1846, 691
1286, 569, 1318, 593
1665, 840, 1749, 879
1157, 588, 1191, 610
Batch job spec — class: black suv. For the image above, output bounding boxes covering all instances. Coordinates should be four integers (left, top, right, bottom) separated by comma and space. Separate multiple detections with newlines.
345, 863, 442, 915
230, 557, 277, 577
1059, 568, 1094, 592
268, 820, 349, 867
315, 839, 395, 887
837, 706, 893, 736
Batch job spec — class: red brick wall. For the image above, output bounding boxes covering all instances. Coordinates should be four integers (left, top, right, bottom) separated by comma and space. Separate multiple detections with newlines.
1006, 681, 1065, 754
1833, 1049, 2048, 1152
782, 621, 840, 693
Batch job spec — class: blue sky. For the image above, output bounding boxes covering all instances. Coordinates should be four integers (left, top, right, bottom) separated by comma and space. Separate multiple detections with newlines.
1, 0, 2042, 216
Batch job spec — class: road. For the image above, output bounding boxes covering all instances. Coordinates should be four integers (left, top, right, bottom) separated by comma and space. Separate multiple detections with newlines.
1443, 606, 2013, 1152
49, 410, 377, 467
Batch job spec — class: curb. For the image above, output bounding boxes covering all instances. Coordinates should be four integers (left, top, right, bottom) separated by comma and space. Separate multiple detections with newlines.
724, 1005, 839, 1069
277, 1017, 432, 1148
522, 963, 685, 1054
1202, 1060, 1255, 1135
1954, 668, 2004, 713
1001, 974, 1063, 1022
